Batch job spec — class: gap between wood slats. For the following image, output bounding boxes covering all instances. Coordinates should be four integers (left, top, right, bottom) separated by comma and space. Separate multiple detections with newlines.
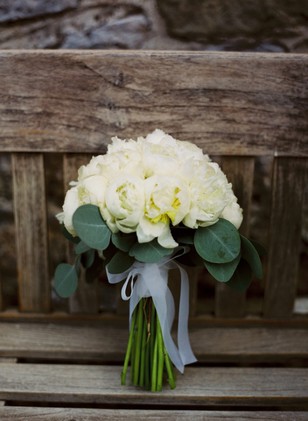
0, 364, 307, 407
0, 409, 308, 421
215, 157, 255, 318
11, 153, 50, 313
264, 157, 308, 318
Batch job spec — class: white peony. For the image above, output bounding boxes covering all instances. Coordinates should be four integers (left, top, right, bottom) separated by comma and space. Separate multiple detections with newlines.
58, 129, 243, 246
103, 175, 145, 234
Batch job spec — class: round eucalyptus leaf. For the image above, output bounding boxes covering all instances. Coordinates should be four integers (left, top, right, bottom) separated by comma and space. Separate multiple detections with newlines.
225, 259, 253, 292
61, 225, 80, 244
129, 239, 173, 263
74, 240, 91, 255
81, 249, 96, 269
72, 204, 111, 250
107, 251, 135, 274
241, 235, 263, 279
204, 253, 241, 283
54, 263, 78, 298
112, 232, 137, 252
194, 219, 241, 263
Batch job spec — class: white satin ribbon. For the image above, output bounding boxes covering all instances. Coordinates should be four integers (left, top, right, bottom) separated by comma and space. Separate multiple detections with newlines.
106, 250, 197, 373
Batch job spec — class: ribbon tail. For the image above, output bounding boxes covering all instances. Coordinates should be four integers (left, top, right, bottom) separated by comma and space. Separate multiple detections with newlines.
176, 264, 197, 366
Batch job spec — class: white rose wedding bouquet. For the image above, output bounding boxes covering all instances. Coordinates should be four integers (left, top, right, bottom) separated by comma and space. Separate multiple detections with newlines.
55, 129, 263, 391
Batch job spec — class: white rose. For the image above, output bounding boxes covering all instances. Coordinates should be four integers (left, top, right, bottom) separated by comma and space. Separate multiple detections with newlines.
136, 175, 190, 248
221, 199, 243, 229
58, 186, 79, 236
103, 175, 145, 234
58, 175, 107, 236
183, 161, 231, 228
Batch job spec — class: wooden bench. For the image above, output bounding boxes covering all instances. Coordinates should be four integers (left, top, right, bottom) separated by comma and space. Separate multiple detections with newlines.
0, 50, 307, 420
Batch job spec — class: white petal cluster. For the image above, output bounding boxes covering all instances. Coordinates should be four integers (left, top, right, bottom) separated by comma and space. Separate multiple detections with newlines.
57, 129, 242, 247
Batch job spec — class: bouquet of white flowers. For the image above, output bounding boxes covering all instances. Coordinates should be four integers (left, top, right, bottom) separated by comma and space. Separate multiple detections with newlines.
55, 129, 263, 391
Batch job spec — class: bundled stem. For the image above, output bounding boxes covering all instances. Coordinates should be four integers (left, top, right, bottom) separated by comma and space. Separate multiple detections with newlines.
121, 297, 176, 391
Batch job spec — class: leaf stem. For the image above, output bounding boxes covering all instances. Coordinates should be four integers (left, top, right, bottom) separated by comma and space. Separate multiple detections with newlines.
133, 299, 144, 385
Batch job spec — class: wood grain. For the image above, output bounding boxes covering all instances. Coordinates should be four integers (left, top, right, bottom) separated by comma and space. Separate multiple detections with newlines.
0, 323, 307, 363
0, 363, 307, 406
11, 153, 50, 312
264, 157, 308, 318
0, 51, 307, 156
0, 408, 307, 421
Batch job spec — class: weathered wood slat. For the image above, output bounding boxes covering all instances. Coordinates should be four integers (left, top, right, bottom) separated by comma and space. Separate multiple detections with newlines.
1, 323, 307, 363
215, 156, 255, 318
0, 408, 307, 421
0, 51, 307, 156
11, 153, 50, 312
264, 157, 308, 318
1, 363, 307, 406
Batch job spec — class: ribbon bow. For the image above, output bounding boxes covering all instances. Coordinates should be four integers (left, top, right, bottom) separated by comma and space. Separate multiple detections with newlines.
106, 251, 197, 373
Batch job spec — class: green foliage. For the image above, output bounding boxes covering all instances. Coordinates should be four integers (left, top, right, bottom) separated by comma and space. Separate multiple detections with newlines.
129, 239, 173, 263
107, 251, 135, 274
225, 259, 253, 292
171, 227, 194, 245
54, 263, 78, 298
204, 253, 241, 283
194, 219, 241, 263
74, 240, 91, 255
240, 235, 263, 279
72, 204, 111, 250
81, 249, 96, 269
61, 225, 80, 244
112, 232, 137, 252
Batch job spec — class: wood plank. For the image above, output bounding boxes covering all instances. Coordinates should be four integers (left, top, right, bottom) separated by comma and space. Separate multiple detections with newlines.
264, 157, 308, 318
0, 51, 307, 156
0, 323, 307, 363
0, 363, 307, 406
11, 153, 50, 312
215, 157, 255, 318
0, 408, 307, 421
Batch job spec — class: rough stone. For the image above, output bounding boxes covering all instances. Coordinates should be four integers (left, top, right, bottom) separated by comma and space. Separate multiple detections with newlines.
0, 0, 78, 23
157, 0, 308, 52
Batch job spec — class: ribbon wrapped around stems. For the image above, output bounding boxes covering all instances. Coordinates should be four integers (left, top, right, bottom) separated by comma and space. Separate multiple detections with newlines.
106, 251, 197, 374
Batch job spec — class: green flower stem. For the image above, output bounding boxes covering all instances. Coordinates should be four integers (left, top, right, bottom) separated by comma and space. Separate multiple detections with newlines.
121, 308, 136, 386
156, 315, 164, 392
133, 299, 144, 385
150, 301, 156, 376
164, 347, 176, 389
151, 329, 158, 392
139, 300, 147, 387
144, 299, 151, 390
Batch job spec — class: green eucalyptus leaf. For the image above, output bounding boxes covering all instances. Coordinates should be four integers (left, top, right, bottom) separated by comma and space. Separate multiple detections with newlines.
72, 204, 111, 250
81, 249, 96, 269
172, 227, 194, 245
204, 253, 241, 283
250, 239, 267, 257
61, 225, 80, 244
129, 239, 173, 263
54, 263, 78, 298
241, 235, 263, 279
194, 219, 241, 263
225, 259, 253, 292
112, 232, 137, 252
74, 240, 91, 255
107, 251, 135, 274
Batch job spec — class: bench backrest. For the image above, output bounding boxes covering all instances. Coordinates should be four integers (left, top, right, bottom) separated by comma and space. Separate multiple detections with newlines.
0, 50, 307, 320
